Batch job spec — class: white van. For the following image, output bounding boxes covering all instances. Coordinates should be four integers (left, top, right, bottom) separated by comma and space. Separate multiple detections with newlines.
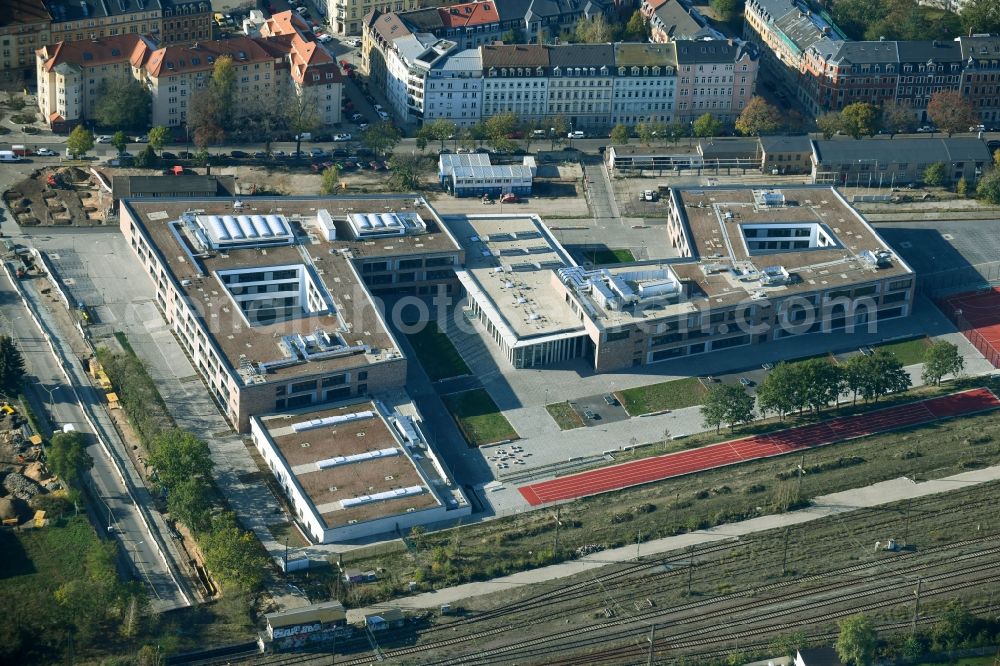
0, 151, 21, 162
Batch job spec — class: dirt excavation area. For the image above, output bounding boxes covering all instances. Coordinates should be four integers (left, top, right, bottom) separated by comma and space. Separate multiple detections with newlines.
0, 404, 59, 528
3, 166, 110, 227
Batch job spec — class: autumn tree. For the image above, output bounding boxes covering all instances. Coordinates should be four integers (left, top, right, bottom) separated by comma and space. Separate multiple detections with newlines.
624, 10, 648, 40
574, 14, 614, 43
735, 96, 784, 136
710, 0, 742, 22
692, 112, 723, 137
836, 614, 877, 665
927, 90, 979, 135
417, 118, 457, 152
839, 102, 880, 139
609, 123, 630, 145
149, 428, 213, 489
148, 125, 171, 153
111, 131, 128, 155
482, 111, 519, 153
880, 101, 917, 135
979, 169, 1000, 204
922, 162, 947, 186
320, 165, 341, 195
187, 55, 236, 146
66, 125, 95, 159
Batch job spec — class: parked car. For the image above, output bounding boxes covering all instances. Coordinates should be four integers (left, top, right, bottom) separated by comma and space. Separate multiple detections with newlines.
567, 130, 585, 139
318, 34, 334, 43
500, 192, 518, 203
377, 110, 390, 120
351, 113, 364, 122
358, 123, 369, 131
230, 150, 248, 158
333, 133, 352, 142
642, 189, 658, 202
310, 147, 326, 158
133, 135, 148, 143
177, 151, 193, 159
347, 37, 362, 47
603, 394, 617, 406
35, 148, 57, 156
331, 148, 349, 157
252, 151, 267, 158
96, 135, 112, 143
739, 377, 755, 387
161, 151, 177, 159
373, 103, 383, 111
273, 150, 287, 158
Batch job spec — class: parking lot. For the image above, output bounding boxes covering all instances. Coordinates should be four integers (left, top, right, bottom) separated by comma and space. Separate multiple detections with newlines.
570, 393, 629, 427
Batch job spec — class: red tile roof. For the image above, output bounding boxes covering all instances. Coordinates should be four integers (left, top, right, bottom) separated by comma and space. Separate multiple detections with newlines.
262, 9, 311, 37
141, 37, 278, 78
38, 34, 145, 72
0, 0, 52, 27
438, 1, 500, 29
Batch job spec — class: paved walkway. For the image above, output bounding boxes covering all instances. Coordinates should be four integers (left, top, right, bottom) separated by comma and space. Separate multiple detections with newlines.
345, 462, 1000, 622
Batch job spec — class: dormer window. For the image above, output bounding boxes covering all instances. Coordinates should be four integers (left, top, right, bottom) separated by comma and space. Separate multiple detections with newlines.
618, 66, 625, 75
631, 66, 639, 75
600, 65, 607, 75
652, 66, 660, 75
553, 66, 561, 76
488, 66, 496, 76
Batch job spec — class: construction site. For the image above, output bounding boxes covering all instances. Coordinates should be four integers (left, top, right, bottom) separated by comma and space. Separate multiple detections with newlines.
0, 400, 52, 529
2, 166, 112, 227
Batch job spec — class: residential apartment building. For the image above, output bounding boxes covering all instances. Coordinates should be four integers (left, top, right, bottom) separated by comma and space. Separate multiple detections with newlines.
743, 0, 844, 98
674, 39, 758, 124
423, 47, 482, 126
0, 0, 51, 82
481, 44, 549, 121
39, 18, 343, 130
384, 34, 456, 123
642, 0, 720, 43
959, 35, 1000, 127
611, 42, 677, 125
36, 34, 148, 131
331, 0, 449, 36
545, 44, 614, 130
746, 0, 1000, 124
159, 1, 212, 45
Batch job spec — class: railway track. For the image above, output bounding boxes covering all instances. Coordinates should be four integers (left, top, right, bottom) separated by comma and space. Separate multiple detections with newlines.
327, 537, 1000, 666
460, 561, 1000, 666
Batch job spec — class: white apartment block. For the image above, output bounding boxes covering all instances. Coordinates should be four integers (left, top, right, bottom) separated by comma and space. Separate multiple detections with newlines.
423, 47, 482, 126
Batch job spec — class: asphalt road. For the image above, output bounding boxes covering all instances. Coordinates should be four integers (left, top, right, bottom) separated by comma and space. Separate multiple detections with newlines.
0, 264, 190, 612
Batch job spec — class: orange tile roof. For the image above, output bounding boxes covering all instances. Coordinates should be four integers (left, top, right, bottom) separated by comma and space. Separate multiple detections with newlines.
644, 0, 672, 10
263, 9, 311, 37
38, 34, 146, 72
438, 1, 500, 29
0, 0, 52, 26
142, 37, 278, 78
289, 34, 341, 86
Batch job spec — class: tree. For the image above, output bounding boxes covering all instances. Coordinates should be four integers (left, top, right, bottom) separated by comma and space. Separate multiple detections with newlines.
92, 79, 152, 131
922, 162, 947, 186
932, 598, 974, 651
757, 362, 802, 419
735, 96, 784, 136
880, 101, 916, 135
550, 115, 569, 148
418, 118, 457, 152
927, 90, 979, 136
320, 165, 341, 195
148, 428, 213, 489
167, 478, 213, 533
0, 335, 25, 395
861, 349, 911, 403
702, 384, 755, 432
922, 340, 964, 385
961, 0, 1000, 36
842, 354, 870, 406
624, 10, 648, 40
188, 90, 225, 148
978, 168, 1000, 204
692, 113, 723, 138
46, 430, 93, 490
798, 358, 844, 412
956, 176, 968, 197
483, 111, 519, 153
836, 614, 877, 665
66, 125, 95, 159
574, 14, 614, 43
501, 26, 524, 43
816, 112, 841, 139
201, 513, 267, 592
839, 102, 880, 139
710, 0, 741, 22
111, 131, 128, 155
287, 92, 321, 160
133, 145, 156, 168
609, 123, 630, 145
388, 154, 422, 190
363, 120, 402, 157
636, 121, 657, 146
147, 125, 170, 153
210, 55, 236, 122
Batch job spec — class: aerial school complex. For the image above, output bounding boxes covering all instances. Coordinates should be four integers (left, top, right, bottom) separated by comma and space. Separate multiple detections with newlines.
118, 183, 912, 543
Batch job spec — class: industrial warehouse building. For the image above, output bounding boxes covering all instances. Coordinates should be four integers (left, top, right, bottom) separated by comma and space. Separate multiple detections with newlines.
437, 153, 535, 198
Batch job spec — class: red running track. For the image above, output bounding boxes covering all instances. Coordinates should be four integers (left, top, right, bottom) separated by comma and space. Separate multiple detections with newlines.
942, 288, 1000, 346
518, 388, 1000, 506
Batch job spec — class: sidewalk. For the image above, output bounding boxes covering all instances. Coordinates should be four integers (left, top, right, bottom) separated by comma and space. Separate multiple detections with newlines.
345, 462, 1000, 622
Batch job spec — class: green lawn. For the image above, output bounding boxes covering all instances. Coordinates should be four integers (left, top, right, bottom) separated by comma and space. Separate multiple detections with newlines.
442, 389, 518, 447
916, 658, 997, 666
876, 336, 930, 366
618, 376, 707, 415
404, 321, 470, 382
579, 248, 635, 265
546, 402, 585, 430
